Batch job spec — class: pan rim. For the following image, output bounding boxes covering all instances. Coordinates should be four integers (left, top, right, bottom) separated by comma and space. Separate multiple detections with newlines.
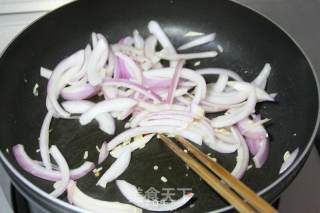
0, 0, 319, 212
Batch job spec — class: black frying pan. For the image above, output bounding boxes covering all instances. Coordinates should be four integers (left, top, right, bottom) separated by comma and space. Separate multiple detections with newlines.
0, 0, 319, 212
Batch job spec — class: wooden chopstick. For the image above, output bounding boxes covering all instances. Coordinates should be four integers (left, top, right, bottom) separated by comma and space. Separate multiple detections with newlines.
175, 135, 278, 213
159, 134, 255, 212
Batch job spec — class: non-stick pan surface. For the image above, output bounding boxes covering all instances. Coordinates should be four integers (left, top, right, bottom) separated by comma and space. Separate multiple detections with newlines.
0, 0, 319, 212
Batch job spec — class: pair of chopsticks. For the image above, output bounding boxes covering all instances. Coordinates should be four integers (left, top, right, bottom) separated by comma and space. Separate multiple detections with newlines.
159, 134, 278, 213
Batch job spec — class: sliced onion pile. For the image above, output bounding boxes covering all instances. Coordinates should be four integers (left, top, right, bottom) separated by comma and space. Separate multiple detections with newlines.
13, 20, 282, 212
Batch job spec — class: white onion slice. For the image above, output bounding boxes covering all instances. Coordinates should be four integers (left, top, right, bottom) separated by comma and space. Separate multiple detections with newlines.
107, 126, 184, 151
91, 32, 98, 48
178, 33, 216, 50
166, 60, 185, 104
133, 29, 144, 49
213, 74, 228, 93
197, 68, 243, 81
148, 20, 177, 67
96, 147, 131, 188
13, 144, 94, 181
115, 52, 143, 83
144, 68, 207, 100
67, 181, 142, 213
252, 138, 269, 168
39, 110, 54, 170
279, 148, 299, 174
61, 84, 99, 100
62, 100, 116, 135
129, 111, 150, 128
144, 35, 158, 61
148, 21, 176, 55
206, 91, 248, 105
98, 142, 109, 164
79, 98, 137, 125
230, 128, 249, 179
87, 38, 108, 86
252, 63, 271, 89
102, 79, 161, 103
49, 145, 70, 197
71, 44, 92, 81
211, 88, 256, 128
47, 50, 84, 117
116, 180, 193, 211
159, 50, 218, 60
111, 134, 154, 158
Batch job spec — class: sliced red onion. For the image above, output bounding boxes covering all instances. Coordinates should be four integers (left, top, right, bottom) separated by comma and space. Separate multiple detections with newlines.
143, 113, 193, 123
103, 85, 119, 99
138, 118, 190, 128
96, 33, 110, 69
62, 100, 116, 135
115, 52, 143, 83
114, 55, 132, 80
47, 50, 84, 117
245, 137, 263, 154
237, 117, 268, 141
148, 20, 178, 67
95, 113, 116, 135
252, 138, 269, 168
129, 111, 151, 128
211, 88, 257, 128
107, 126, 185, 151
79, 98, 137, 125
71, 44, 92, 82
87, 38, 108, 86
228, 81, 274, 102
40, 67, 52, 79
102, 79, 162, 103
252, 63, 271, 89
205, 91, 248, 105
230, 128, 249, 179
112, 44, 143, 56
91, 32, 98, 48
144, 35, 158, 61
138, 102, 188, 112
143, 68, 206, 100
215, 130, 237, 144
159, 50, 218, 60
213, 74, 228, 93
67, 181, 142, 212
98, 142, 109, 164
39, 110, 54, 170
270, 93, 277, 99
204, 139, 238, 153
68, 162, 95, 180
116, 180, 193, 211
96, 147, 131, 188
143, 77, 171, 89
166, 60, 185, 104
279, 148, 299, 174
61, 84, 99, 100
197, 68, 243, 81
62, 100, 94, 114
105, 50, 115, 77
180, 130, 203, 146
119, 36, 134, 46
157, 87, 190, 99
49, 145, 70, 197
13, 144, 95, 181
178, 33, 216, 50
148, 20, 176, 55
133, 29, 144, 49
111, 134, 155, 158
